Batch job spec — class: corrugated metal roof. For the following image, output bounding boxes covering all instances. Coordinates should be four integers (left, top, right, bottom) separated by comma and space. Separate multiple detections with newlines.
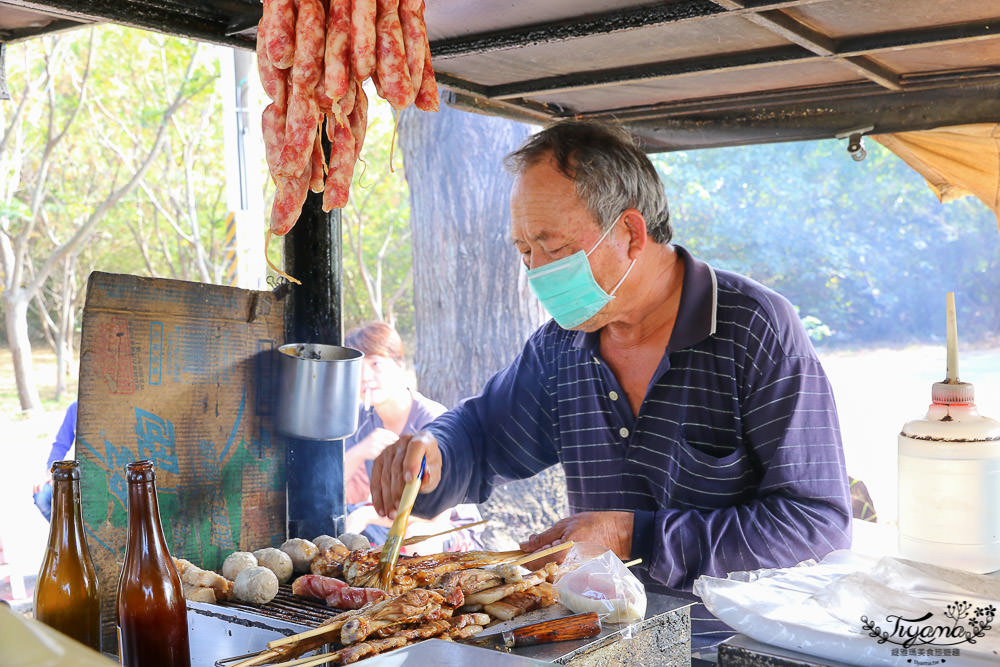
2, 0, 999, 150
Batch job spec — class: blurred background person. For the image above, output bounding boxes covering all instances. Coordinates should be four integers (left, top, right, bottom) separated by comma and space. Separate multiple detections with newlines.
342, 322, 483, 552
31, 401, 77, 522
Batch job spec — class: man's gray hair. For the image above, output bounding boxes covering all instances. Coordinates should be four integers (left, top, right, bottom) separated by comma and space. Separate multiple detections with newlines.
503, 120, 672, 244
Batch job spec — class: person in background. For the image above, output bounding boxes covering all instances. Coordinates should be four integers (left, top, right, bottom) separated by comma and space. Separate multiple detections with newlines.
342, 322, 483, 552
31, 401, 78, 522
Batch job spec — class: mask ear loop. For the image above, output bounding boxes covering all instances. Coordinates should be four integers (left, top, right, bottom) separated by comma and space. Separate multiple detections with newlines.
608, 257, 637, 297
588, 214, 636, 297
585, 218, 620, 257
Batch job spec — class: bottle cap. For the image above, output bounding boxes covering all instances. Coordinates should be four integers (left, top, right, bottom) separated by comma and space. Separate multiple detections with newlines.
50, 459, 80, 480
932, 380, 975, 404
125, 459, 156, 482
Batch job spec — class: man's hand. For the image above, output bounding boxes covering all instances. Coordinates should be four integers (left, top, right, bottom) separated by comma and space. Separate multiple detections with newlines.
370, 431, 441, 518
519, 511, 634, 567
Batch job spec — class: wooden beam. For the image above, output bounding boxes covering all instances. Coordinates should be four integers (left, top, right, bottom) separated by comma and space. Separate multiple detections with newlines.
714, 2, 835, 54
0, 18, 86, 44
487, 46, 811, 101
442, 89, 561, 126
607, 75, 1000, 152
839, 18, 1000, 56
437, 12, 999, 102
428, 0, 829, 60
581, 69, 1000, 123
711, 0, 900, 90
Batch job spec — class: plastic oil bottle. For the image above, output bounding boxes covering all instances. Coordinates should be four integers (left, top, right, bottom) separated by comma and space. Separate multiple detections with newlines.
897, 292, 1000, 573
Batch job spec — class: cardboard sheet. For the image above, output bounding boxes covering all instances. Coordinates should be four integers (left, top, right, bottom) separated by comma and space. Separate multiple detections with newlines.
76, 271, 287, 644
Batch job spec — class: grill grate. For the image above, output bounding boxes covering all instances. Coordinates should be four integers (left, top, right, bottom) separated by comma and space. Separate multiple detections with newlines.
215, 584, 346, 627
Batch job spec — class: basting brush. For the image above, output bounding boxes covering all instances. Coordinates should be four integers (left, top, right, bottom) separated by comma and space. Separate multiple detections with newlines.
375, 456, 425, 591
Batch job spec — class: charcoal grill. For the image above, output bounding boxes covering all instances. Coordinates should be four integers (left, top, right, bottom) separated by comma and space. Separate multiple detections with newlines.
187, 584, 347, 667
188, 587, 693, 667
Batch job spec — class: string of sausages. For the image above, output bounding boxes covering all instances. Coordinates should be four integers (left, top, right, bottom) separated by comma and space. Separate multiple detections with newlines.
258, 0, 438, 238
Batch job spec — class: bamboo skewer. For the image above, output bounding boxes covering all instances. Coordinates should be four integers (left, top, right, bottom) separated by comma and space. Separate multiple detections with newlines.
509, 540, 575, 567
232, 649, 280, 667
267, 614, 357, 649
623, 558, 642, 568
396, 519, 489, 548
265, 652, 338, 667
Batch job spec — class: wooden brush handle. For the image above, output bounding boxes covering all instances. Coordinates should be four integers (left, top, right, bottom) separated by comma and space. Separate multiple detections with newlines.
508, 612, 602, 647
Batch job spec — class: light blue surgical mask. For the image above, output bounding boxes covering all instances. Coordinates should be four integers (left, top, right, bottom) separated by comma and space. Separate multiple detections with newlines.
525, 219, 637, 329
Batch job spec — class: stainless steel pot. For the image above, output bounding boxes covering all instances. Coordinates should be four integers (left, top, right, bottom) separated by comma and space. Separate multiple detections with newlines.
276, 343, 364, 440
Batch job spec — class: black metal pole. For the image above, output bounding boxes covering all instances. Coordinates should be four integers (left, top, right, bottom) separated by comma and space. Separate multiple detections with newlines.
283, 189, 346, 540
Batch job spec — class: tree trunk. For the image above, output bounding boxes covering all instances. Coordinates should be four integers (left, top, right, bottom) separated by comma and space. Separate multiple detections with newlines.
398, 102, 568, 549
5, 293, 41, 411
55, 256, 75, 400
398, 103, 542, 407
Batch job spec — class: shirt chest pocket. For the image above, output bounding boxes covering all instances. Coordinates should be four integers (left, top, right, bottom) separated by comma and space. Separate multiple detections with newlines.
629, 433, 758, 510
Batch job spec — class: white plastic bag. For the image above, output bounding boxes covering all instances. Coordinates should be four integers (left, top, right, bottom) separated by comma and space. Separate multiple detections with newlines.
694, 550, 1000, 666
554, 544, 647, 624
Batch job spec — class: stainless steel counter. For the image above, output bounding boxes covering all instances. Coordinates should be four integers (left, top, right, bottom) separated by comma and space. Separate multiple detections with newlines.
365, 639, 557, 666
499, 591, 693, 666
717, 635, 858, 667
187, 599, 316, 667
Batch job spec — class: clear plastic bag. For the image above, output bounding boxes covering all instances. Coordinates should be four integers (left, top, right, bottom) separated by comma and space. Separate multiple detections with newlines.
553, 543, 647, 625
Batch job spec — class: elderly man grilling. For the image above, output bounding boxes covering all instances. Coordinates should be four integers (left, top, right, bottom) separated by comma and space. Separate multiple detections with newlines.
369, 120, 852, 649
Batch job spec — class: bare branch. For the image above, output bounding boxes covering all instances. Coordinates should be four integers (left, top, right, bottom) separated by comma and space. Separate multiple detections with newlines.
48, 30, 93, 151
32, 290, 58, 350
152, 212, 178, 278
0, 64, 34, 160
124, 212, 156, 275
385, 264, 413, 312
37, 209, 58, 245
24, 48, 206, 297
139, 180, 194, 244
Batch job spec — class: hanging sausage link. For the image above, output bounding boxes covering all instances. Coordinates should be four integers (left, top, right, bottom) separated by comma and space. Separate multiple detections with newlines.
260, 0, 437, 236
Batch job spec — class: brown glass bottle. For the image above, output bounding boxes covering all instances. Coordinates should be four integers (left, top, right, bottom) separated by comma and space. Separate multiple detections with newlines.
34, 460, 101, 651
116, 460, 190, 667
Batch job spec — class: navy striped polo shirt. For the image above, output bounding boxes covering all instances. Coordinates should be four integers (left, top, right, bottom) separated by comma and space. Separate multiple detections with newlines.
415, 245, 852, 648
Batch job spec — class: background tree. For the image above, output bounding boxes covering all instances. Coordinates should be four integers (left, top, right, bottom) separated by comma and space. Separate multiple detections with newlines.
341, 91, 414, 333
0, 27, 222, 410
397, 103, 543, 407
399, 101, 567, 548
654, 141, 1000, 346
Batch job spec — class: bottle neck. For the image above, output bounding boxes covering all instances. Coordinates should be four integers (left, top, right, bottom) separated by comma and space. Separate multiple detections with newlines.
48, 475, 87, 550
125, 479, 170, 559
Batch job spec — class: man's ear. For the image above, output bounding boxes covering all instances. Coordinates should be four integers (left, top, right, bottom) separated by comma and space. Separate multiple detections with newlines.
621, 208, 648, 259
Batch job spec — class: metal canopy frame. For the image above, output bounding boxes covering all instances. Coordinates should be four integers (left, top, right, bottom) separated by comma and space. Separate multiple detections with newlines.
426, 0, 1000, 150
0, 0, 997, 150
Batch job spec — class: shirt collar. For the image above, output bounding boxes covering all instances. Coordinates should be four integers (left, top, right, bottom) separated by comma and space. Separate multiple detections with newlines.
571, 244, 717, 352
667, 245, 717, 351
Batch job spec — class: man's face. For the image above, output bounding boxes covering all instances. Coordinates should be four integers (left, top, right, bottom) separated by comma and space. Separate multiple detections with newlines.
510, 157, 628, 330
